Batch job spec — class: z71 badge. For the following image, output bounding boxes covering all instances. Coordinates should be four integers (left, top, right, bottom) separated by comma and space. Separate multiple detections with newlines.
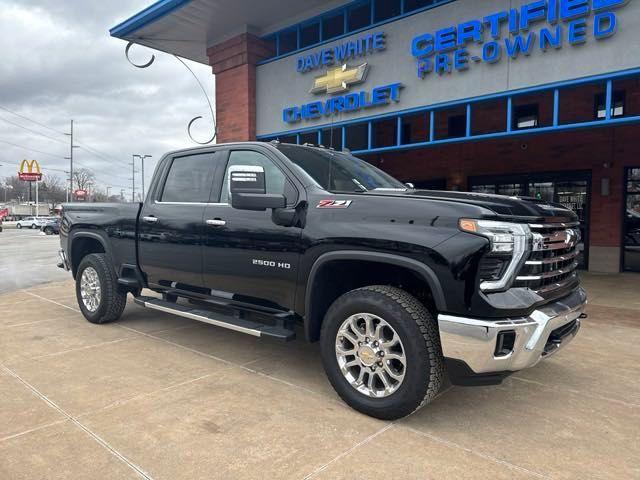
316, 200, 353, 209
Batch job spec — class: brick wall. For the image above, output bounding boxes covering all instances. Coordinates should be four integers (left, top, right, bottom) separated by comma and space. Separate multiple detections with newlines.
207, 34, 273, 143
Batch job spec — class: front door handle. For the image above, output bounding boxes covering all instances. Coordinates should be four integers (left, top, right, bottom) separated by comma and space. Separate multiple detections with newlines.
142, 216, 158, 223
206, 219, 226, 227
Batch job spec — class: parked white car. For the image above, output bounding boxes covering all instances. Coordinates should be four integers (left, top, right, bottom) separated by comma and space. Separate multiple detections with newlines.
16, 217, 48, 229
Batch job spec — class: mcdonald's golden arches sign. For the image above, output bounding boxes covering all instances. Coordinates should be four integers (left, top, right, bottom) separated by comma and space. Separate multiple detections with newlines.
18, 159, 42, 181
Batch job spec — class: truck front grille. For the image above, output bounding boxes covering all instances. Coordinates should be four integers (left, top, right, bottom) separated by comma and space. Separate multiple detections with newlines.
514, 223, 581, 294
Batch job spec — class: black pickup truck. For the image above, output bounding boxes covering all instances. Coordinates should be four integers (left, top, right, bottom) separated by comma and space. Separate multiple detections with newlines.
59, 141, 586, 419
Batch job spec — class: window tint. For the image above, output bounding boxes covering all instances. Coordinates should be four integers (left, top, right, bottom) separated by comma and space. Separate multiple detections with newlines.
221, 150, 286, 203
161, 153, 215, 203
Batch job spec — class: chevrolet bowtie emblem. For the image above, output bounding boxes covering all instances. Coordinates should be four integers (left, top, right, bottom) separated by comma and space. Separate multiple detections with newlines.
309, 63, 369, 95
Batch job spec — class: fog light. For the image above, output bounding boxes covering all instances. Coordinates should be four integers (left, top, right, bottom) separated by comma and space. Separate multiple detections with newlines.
495, 331, 516, 357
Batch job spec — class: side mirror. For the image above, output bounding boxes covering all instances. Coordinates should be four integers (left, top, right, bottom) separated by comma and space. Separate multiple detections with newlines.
405, 183, 415, 189
229, 165, 286, 211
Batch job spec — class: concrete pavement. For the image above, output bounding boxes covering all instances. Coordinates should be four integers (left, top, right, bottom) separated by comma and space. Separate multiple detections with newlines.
0, 274, 639, 479
0, 229, 68, 294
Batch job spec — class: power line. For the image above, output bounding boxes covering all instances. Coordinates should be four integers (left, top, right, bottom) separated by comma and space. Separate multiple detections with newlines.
73, 159, 131, 181
0, 139, 66, 159
76, 144, 130, 167
0, 116, 67, 144
0, 105, 66, 135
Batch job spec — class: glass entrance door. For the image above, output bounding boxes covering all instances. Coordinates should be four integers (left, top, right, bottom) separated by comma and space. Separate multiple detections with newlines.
470, 172, 591, 268
623, 167, 640, 272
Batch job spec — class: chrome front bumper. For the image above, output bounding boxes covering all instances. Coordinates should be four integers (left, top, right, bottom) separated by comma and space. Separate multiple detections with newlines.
438, 288, 586, 374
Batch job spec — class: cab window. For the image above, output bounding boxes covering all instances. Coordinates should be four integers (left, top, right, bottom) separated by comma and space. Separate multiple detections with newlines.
160, 153, 216, 203
220, 150, 294, 204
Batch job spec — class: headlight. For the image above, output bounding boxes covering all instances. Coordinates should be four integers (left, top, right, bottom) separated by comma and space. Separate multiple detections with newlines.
459, 219, 531, 292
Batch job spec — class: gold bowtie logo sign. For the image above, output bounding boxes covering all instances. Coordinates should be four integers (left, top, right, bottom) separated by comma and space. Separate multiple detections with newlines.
309, 63, 369, 95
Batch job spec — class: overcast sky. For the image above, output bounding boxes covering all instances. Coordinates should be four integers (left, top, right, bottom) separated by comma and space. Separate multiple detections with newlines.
0, 0, 215, 197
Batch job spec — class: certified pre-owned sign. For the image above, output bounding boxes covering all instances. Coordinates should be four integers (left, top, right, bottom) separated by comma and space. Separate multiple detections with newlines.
411, 0, 630, 79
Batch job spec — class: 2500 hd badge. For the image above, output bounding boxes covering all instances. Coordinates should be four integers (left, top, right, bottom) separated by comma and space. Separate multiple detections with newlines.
253, 259, 292, 269
58, 141, 586, 420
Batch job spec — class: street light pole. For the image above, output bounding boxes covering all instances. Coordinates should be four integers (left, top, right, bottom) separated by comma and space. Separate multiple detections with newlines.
133, 154, 152, 200
131, 154, 135, 202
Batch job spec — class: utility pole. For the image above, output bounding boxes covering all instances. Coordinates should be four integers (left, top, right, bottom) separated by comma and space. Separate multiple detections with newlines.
106, 186, 111, 200
64, 171, 70, 203
64, 120, 77, 200
133, 154, 152, 200
130, 154, 135, 202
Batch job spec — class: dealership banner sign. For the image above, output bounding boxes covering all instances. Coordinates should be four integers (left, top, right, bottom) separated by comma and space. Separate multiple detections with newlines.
411, 0, 630, 79
270, 0, 632, 129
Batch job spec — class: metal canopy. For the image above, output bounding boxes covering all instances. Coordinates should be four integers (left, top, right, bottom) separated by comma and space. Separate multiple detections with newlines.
110, 0, 348, 64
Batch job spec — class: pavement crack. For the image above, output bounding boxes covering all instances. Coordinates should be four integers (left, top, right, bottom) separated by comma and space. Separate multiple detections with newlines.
403, 426, 553, 480
0, 364, 155, 480
301, 423, 395, 480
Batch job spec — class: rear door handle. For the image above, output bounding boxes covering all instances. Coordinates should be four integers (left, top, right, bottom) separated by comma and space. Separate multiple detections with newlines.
206, 219, 226, 227
142, 216, 158, 223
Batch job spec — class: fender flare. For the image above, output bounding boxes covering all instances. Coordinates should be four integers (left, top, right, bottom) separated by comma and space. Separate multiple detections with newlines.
304, 250, 447, 340
68, 230, 112, 274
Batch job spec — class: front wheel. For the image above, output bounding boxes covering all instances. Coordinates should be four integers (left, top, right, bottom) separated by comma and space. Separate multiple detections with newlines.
320, 285, 444, 420
44, 227, 53, 235
76, 253, 127, 324
31, 223, 37, 229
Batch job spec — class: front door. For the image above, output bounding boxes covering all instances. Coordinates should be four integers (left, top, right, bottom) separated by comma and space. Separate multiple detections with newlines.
202, 148, 303, 312
138, 150, 221, 291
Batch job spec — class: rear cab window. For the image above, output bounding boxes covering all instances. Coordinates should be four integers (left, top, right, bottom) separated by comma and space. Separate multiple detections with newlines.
160, 152, 217, 203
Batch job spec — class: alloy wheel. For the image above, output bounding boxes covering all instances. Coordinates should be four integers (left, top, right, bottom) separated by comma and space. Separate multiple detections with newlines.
80, 267, 102, 313
335, 313, 407, 398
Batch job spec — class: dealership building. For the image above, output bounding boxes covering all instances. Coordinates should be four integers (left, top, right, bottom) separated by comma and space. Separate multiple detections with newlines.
111, 0, 640, 273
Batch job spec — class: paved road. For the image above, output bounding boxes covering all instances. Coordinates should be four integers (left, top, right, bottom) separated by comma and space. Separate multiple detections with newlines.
1, 274, 639, 479
0, 229, 69, 294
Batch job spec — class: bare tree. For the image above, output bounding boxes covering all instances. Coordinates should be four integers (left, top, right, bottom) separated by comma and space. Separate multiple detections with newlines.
73, 168, 95, 192
39, 174, 67, 204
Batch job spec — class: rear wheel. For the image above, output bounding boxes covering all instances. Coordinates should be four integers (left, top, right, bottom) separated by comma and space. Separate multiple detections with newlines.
76, 253, 127, 324
16, 223, 22, 229
31, 223, 37, 229
320, 285, 444, 420
44, 227, 53, 235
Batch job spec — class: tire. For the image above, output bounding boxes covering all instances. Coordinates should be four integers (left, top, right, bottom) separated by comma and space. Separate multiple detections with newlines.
44, 227, 53, 235
76, 253, 127, 324
320, 285, 444, 420
31, 224, 37, 229
16, 223, 22, 229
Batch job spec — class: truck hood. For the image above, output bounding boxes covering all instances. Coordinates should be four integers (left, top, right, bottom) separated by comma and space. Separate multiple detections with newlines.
367, 189, 579, 223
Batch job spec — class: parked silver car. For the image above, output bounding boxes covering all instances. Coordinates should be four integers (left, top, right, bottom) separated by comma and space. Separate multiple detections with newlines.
16, 217, 47, 229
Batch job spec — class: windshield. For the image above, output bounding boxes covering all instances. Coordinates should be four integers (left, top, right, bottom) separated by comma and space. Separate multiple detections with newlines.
276, 144, 406, 193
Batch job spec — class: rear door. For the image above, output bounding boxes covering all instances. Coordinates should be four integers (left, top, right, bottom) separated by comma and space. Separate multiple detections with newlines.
138, 150, 223, 291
